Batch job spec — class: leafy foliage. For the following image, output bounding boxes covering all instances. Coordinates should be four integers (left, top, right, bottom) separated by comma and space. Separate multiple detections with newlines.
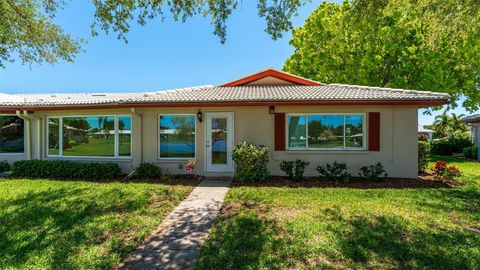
134, 162, 163, 179
284, 0, 480, 112
232, 142, 270, 182
431, 160, 461, 181
431, 137, 473, 156
433, 111, 469, 137
358, 162, 388, 181
462, 146, 478, 160
316, 161, 350, 183
10, 160, 122, 180
2, 0, 309, 66
0, 0, 82, 67
0, 161, 10, 173
279, 158, 310, 181
418, 141, 431, 173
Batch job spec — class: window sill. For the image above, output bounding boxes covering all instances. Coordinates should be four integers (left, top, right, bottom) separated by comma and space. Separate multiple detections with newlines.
45, 156, 132, 162
283, 150, 369, 154
157, 158, 195, 162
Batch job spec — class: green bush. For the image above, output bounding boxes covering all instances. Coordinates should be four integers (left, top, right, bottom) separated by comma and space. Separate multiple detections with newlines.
359, 162, 388, 181
0, 161, 10, 173
280, 158, 310, 181
462, 146, 478, 160
316, 161, 350, 183
418, 141, 431, 173
134, 162, 163, 179
11, 160, 122, 180
431, 137, 473, 156
232, 142, 270, 182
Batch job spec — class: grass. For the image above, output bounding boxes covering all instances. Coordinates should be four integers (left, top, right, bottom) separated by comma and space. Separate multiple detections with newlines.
0, 179, 194, 270
195, 156, 480, 270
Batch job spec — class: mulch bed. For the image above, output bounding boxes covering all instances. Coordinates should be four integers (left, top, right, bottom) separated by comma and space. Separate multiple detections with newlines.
124, 175, 204, 186
232, 175, 463, 189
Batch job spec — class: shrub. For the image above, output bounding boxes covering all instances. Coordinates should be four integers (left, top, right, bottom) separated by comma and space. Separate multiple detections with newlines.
11, 160, 122, 180
462, 146, 478, 160
431, 137, 473, 155
232, 142, 270, 182
280, 158, 310, 181
134, 162, 163, 179
418, 141, 431, 173
0, 161, 10, 173
431, 160, 461, 180
359, 162, 388, 181
316, 161, 350, 183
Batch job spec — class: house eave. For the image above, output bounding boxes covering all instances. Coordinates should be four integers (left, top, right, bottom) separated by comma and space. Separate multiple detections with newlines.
0, 99, 449, 111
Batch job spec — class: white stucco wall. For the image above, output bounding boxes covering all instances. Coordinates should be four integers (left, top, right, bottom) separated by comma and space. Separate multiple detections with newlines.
1, 105, 419, 178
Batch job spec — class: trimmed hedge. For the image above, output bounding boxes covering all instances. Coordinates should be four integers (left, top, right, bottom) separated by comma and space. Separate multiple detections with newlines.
431, 137, 473, 156
232, 142, 270, 182
0, 161, 10, 173
462, 146, 478, 160
11, 160, 122, 180
134, 162, 163, 179
418, 141, 431, 173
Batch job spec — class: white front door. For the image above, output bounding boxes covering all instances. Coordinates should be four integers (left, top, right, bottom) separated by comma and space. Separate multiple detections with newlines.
205, 112, 234, 172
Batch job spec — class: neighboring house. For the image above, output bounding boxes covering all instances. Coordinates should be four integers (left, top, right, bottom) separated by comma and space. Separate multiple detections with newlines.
460, 114, 480, 160
418, 125, 434, 142
0, 69, 449, 178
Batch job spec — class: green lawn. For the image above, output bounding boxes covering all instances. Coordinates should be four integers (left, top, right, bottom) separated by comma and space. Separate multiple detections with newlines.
195, 156, 480, 270
0, 180, 194, 269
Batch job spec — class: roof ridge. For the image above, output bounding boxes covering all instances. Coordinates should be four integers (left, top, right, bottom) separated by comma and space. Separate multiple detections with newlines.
155, 85, 214, 95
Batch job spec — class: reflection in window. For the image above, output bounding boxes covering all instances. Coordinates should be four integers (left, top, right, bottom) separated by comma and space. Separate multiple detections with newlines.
288, 116, 306, 149
48, 118, 60, 155
287, 114, 365, 150
159, 115, 195, 158
63, 116, 115, 156
118, 116, 131, 157
0, 115, 24, 153
211, 118, 227, 164
308, 115, 344, 149
47, 115, 131, 158
345, 115, 364, 148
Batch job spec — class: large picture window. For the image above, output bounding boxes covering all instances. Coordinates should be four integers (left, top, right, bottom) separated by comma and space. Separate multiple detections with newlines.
287, 114, 365, 150
0, 115, 24, 153
47, 115, 131, 158
159, 115, 196, 158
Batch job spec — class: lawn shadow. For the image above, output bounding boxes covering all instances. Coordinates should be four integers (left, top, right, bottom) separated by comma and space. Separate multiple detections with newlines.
330, 212, 480, 269
194, 202, 288, 270
0, 186, 152, 269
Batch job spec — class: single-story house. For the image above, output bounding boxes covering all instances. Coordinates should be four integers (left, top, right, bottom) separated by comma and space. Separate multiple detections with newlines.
0, 69, 450, 178
460, 114, 480, 160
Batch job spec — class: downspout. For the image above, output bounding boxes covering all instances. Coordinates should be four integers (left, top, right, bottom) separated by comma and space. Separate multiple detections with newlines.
16, 110, 33, 160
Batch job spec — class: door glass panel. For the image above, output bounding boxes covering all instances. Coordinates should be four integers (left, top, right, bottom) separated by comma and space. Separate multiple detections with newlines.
211, 118, 227, 164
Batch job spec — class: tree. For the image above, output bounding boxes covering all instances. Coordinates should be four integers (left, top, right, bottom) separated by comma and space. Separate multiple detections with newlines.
284, 0, 480, 112
433, 111, 469, 137
1, 0, 310, 67
433, 111, 453, 136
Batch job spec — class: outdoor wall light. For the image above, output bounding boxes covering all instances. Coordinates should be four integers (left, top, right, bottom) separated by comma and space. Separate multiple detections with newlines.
269, 106, 275, 114
197, 111, 203, 122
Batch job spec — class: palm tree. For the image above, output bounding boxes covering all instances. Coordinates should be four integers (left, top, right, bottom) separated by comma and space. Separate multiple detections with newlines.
449, 113, 467, 133
433, 111, 452, 136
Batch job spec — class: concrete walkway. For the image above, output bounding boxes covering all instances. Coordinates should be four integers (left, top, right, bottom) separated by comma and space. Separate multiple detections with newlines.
118, 178, 232, 270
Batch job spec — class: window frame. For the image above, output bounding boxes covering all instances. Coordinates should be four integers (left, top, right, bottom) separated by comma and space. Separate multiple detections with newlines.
0, 114, 25, 155
46, 114, 132, 159
158, 114, 197, 160
286, 113, 367, 151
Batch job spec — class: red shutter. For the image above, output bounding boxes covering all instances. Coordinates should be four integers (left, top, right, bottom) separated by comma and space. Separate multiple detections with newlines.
274, 113, 286, 151
368, 112, 381, 151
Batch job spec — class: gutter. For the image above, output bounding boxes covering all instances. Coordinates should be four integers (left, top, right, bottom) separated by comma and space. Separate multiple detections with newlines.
15, 110, 40, 160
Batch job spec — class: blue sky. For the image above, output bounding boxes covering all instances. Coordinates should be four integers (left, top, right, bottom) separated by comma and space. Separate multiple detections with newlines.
0, 0, 475, 125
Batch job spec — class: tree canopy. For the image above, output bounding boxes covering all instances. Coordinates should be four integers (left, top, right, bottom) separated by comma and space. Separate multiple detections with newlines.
284, 0, 480, 112
1, 0, 309, 67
